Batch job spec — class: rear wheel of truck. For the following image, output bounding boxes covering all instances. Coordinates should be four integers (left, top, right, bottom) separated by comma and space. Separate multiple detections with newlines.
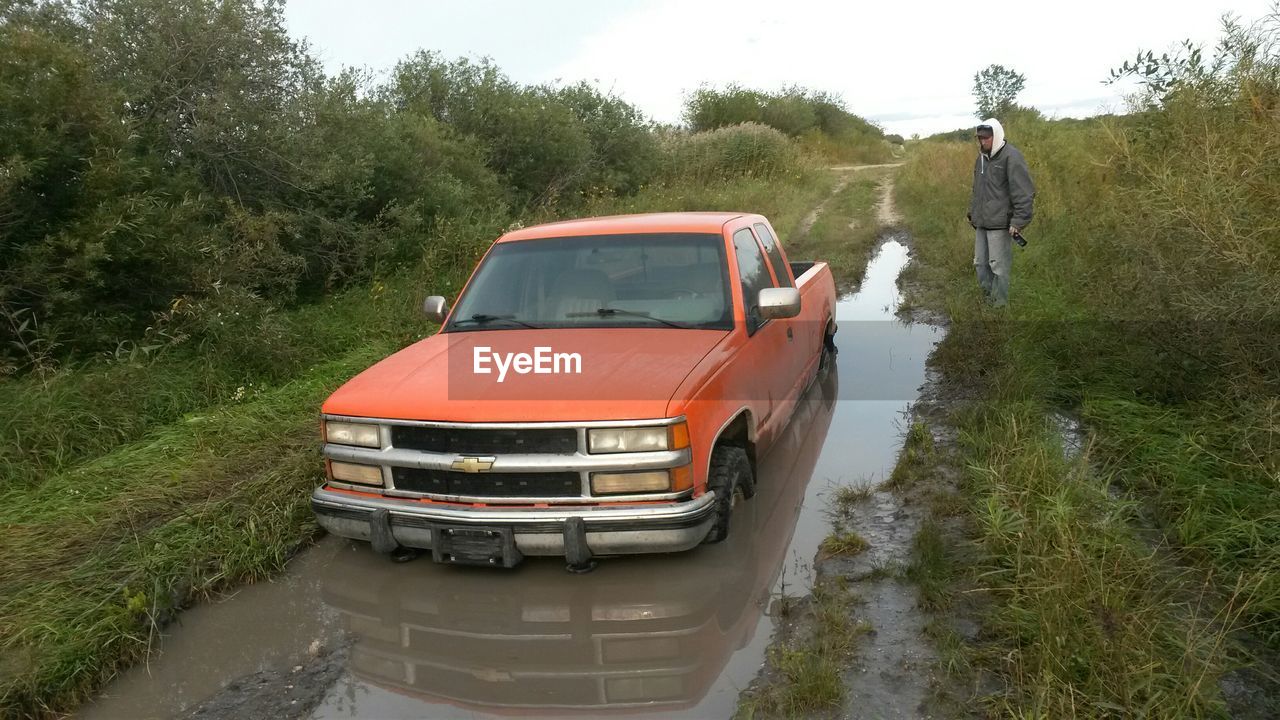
702, 445, 752, 544
819, 317, 838, 372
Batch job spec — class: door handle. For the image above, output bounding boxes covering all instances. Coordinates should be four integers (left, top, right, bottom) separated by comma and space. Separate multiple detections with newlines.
786, 327, 793, 340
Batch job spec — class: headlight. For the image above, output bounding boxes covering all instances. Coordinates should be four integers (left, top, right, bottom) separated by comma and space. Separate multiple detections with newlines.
588, 422, 689, 454
325, 421, 381, 448
329, 461, 384, 486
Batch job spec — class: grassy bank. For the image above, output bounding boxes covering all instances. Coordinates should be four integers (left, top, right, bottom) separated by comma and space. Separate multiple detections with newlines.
0, 170, 836, 717
893, 70, 1278, 715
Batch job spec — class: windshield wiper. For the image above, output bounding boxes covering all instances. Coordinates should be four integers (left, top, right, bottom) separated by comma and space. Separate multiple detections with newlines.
451, 314, 542, 329
565, 307, 691, 329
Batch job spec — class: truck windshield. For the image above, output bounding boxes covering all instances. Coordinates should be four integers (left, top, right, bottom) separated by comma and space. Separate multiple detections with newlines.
445, 233, 733, 332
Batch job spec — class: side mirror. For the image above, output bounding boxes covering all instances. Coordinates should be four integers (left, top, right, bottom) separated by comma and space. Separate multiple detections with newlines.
422, 295, 449, 323
758, 287, 801, 320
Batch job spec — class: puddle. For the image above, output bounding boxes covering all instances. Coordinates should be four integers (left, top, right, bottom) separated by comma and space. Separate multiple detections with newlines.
1049, 410, 1086, 462
79, 238, 944, 720
80, 544, 348, 719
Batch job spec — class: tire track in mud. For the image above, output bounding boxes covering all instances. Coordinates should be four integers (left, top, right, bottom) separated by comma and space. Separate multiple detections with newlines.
797, 164, 904, 239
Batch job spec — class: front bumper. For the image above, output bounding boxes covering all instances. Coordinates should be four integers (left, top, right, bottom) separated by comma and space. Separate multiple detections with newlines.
311, 486, 718, 557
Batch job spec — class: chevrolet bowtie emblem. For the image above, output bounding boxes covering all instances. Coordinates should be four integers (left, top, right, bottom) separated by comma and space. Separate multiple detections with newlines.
451, 456, 495, 473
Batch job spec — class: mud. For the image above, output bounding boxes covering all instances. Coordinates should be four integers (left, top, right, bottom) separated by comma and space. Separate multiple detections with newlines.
186, 643, 349, 720
874, 175, 904, 227
871, 354, 1000, 718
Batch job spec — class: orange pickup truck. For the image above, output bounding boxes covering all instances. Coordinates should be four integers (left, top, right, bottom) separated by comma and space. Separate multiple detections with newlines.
312, 212, 837, 569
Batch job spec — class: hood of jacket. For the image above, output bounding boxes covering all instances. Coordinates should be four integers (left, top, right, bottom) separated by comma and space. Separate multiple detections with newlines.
981, 117, 1006, 158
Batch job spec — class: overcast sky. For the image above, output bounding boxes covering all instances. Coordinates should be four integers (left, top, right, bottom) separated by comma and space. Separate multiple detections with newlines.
285, 0, 1276, 137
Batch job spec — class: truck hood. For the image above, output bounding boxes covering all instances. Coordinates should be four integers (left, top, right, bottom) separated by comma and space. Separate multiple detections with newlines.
322, 328, 729, 423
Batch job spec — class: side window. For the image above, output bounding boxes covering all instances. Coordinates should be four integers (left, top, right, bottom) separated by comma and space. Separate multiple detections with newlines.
732, 228, 775, 335
754, 223, 794, 289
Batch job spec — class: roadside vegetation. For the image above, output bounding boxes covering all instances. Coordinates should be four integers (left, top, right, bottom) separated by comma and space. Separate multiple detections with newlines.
684, 84, 897, 164
895, 10, 1279, 717
0, 1, 892, 715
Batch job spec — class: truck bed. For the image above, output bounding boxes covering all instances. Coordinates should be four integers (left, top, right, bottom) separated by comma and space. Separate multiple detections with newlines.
790, 260, 817, 281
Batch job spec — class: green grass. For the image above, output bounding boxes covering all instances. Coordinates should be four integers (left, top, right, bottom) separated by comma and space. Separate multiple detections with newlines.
819, 530, 870, 558
904, 518, 950, 611
580, 168, 838, 245
893, 135, 1273, 717
0, 171, 836, 717
830, 483, 873, 514
922, 618, 969, 677
736, 579, 870, 719
0, 347, 389, 715
881, 421, 934, 492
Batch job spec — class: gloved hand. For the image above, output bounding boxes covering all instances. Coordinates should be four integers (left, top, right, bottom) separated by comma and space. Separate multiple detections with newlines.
966, 212, 975, 229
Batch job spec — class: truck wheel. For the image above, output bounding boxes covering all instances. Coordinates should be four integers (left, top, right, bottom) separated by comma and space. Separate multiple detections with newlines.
819, 319, 838, 372
703, 445, 752, 544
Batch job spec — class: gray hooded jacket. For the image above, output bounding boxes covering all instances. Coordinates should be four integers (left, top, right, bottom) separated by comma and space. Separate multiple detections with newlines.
968, 118, 1035, 230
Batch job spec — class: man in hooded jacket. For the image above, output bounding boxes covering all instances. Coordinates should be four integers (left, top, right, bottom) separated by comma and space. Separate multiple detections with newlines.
967, 118, 1035, 307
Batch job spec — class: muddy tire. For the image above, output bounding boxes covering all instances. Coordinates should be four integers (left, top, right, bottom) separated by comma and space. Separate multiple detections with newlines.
818, 318, 838, 372
702, 445, 752, 544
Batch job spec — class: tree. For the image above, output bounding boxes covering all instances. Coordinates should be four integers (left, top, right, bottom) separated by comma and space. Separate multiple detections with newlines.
973, 64, 1027, 119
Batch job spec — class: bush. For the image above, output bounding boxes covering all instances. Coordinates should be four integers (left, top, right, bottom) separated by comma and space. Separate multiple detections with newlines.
656, 123, 807, 182
0, 2, 658, 369
387, 53, 657, 209
683, 84, 891, 163
683, 84, 765, 130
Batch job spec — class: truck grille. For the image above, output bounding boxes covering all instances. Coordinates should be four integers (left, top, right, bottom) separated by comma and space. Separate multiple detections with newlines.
390, 426, 578, 455
391, 467, 581, 498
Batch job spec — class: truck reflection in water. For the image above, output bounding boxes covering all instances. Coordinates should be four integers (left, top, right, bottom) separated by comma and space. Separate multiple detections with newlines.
318, 362, 837, 716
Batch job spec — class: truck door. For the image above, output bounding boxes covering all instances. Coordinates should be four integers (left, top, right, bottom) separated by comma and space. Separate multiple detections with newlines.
731, 228, 794, 443
753, 222, 812, 393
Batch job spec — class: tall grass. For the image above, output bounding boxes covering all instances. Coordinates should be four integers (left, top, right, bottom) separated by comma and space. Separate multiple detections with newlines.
893, 10, 1280, 714
0, 348, 386, 715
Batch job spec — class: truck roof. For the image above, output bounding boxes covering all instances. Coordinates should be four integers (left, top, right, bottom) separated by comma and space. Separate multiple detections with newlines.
499, 212, 754, 243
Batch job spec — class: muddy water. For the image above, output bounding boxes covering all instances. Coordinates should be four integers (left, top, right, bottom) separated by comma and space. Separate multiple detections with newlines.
80, 238, 941, 720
